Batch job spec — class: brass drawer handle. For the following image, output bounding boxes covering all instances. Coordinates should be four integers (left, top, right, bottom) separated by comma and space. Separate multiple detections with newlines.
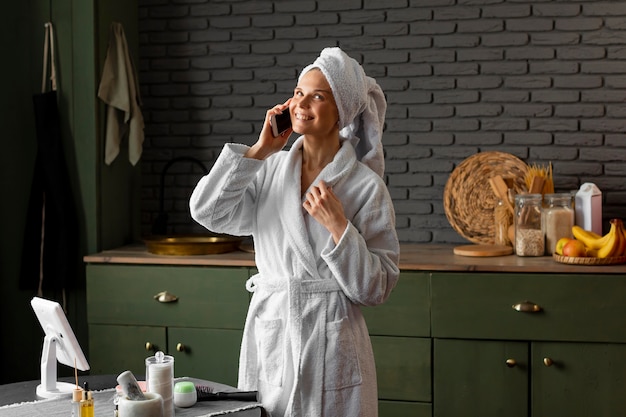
543, 357, 554, 367
512, 301, 542, 313
176, 343, 185, 352
145, 342, 154, 351
154, 291, 178, 303
505, 359, 517, 368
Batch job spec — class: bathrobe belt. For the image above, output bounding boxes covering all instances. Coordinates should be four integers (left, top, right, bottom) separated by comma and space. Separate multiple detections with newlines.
246, 274, 341, 294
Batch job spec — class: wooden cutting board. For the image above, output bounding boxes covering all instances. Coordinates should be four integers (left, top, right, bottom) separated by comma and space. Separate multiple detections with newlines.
454, 244, 513, 257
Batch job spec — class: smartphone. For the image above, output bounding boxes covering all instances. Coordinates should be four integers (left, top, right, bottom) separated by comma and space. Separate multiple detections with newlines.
270, 112, 292, 137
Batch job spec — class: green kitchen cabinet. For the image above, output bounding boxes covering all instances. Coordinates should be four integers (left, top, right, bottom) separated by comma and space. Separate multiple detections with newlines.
86, 264, 433, 415
88, 323, 165, 377
365, 271, 432, 415
168, 327, 243, 386
532, 342, 626, 416
434, 339, 529, 417
435, 339, 626, 417
432, 272, 626, 417
86, 264, 249, 385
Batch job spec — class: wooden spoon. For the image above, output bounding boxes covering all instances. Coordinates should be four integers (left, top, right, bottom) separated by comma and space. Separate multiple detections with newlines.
489, 175, 515, 215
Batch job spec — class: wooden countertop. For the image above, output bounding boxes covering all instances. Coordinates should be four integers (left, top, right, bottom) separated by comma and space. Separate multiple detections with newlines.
84, 244, 626, 274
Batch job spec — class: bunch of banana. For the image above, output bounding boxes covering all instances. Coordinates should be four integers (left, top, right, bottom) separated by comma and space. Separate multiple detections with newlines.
572, 218, 626, 258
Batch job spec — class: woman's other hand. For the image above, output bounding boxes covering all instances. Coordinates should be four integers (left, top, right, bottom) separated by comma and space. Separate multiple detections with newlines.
245, 99, 293, 160
303, 180, 348, 244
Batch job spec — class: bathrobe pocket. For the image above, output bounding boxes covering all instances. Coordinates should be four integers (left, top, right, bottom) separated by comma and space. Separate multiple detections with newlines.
324, 316, 362, 390
255, 317, 284, 387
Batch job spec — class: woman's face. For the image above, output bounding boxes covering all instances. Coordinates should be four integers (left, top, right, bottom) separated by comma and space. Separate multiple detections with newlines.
290, 69, 339, 138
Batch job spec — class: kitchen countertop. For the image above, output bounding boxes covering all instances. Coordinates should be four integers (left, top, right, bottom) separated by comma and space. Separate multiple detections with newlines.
84, 243, 626, 274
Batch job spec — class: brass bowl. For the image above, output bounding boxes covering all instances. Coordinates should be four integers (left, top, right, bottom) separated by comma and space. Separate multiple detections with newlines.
144, 234, 243, 256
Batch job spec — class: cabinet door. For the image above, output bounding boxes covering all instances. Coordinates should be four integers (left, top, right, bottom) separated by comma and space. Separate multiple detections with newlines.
434, 339, 528, 417
88, 324, 165, 376
169, 327, 243, 387
372, 336, 431, 402
364, 272, 430, 337
533, 342, 626, 417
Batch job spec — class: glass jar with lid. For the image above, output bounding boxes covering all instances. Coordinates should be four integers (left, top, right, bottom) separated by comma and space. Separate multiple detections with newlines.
514, 194, 544, 256
494, 198, 512, 246
544, 193, 574, 255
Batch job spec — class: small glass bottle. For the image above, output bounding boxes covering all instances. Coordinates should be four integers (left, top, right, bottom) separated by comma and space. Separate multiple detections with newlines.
80, 382, 94, 417
515, 194, 544, 256
71, 388, 82, 417
494, 198, 512, 246
544, 193, 574, 255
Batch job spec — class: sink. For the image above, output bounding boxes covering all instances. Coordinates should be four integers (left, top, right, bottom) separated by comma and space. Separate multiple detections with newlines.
144, 234, 243, 256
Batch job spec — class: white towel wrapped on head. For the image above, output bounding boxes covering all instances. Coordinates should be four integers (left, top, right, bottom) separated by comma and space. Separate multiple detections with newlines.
299, 47, 387, 177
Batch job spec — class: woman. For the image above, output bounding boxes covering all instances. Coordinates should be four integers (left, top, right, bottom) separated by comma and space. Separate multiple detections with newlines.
190, 47, 400, 417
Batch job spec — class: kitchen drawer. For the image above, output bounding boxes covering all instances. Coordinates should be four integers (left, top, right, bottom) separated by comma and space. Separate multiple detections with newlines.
86, 264, 249, 329
431, 272, 626, 343
363, 271, 430, 337
372, 336, 431, 402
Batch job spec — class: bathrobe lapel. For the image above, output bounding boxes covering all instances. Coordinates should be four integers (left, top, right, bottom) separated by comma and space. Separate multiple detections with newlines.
277, 137, 357, 281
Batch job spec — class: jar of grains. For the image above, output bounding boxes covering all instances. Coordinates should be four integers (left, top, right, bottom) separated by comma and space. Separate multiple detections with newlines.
543, 193, 574, 255
515, 194, 544, 256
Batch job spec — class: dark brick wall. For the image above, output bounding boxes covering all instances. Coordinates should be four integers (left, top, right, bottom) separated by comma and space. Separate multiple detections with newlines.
138, 0, 626, 244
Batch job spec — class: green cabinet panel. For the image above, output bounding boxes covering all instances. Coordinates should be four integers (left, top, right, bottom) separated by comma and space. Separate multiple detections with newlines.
431, 272, 626, 343
169, 327, 243, 387
86, 264, 250, 389
88, 324, 165, 377
372, 336, 431, 402
532, 342, 626, 417
433, 339, 528, 417
379, 399, 432, 417
86, 264, 249, 329
364, 271, 430, 337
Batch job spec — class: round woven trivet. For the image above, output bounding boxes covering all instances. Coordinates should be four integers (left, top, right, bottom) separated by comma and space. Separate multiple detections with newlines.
444, 151, 529, 244
552, 254, 626, 265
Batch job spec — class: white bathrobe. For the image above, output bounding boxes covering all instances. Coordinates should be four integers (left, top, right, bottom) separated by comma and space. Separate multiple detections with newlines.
189, 137, 400, 417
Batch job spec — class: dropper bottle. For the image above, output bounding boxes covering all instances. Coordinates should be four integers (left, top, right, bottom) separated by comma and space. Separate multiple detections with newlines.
80, 381, 94, 417
71, 358, 82, 417
71, 387, 82, 417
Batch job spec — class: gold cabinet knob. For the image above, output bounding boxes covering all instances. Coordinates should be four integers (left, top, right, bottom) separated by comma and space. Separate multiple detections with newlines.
145, 342, 153, 351
154, 291, 178, 303
543, 357, 554, 367
176, 343, 185, 352
505, 359, 517, 368
512, 301, 542, 313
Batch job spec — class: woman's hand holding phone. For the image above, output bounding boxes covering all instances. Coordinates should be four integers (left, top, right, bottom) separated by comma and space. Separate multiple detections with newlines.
245, 99, 293, 160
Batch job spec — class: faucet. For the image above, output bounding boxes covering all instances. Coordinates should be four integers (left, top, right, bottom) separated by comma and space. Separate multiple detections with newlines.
151, 156, 209, 235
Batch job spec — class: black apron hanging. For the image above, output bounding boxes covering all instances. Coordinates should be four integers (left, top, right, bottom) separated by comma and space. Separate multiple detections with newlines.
20, 22, 78, 293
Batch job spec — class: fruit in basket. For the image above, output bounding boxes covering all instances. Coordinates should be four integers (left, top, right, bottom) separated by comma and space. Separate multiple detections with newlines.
555, 237, 572, 255
573, 219, 626, 258
572, 226, 605, 249
562, 239, 587, 257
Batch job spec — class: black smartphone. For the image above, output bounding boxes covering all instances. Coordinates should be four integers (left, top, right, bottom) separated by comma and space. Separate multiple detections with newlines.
270, 112, 292, 137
